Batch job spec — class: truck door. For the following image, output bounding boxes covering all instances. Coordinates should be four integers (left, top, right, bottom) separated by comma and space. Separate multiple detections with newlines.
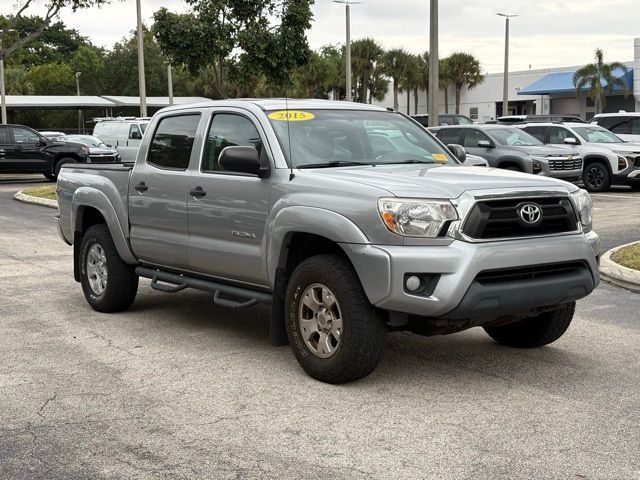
8, 126, 49, 172
187, 110, 272, 286
128, 113, 202, 269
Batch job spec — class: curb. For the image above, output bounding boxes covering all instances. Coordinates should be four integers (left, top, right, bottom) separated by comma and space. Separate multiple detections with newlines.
599, 241, 640, 293
13, 190, 59, 210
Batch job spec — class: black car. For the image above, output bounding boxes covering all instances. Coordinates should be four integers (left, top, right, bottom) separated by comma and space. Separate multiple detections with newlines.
0, 124, 89, 181
59, 134, 121, 163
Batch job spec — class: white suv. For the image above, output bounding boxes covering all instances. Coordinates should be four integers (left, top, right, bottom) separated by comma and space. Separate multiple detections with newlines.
591, 112, 640, 143
518, 122, 640, 192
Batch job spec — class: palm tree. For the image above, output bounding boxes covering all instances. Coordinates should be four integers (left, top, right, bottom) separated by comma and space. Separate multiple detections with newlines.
351, 38, 384, 103
368, 66, 390, 104
414, 52, 429, 114
447, 52, 484, 114
439, 57, 453, 114
400, 55, 421, 114
380, 48, 412, 110
572, 48, 629, 114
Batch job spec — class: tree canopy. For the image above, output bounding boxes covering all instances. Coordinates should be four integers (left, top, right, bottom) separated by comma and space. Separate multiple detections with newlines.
573, 48, 628, 114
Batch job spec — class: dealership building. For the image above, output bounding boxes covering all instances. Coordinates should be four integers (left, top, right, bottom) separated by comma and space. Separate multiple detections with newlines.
377, 38, 640, 122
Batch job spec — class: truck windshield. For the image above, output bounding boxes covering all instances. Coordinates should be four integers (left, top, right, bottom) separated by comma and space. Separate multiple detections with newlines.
266, 109, 457, 168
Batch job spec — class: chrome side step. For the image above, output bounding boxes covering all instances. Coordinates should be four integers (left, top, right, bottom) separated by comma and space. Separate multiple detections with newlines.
135, 266, 272, 309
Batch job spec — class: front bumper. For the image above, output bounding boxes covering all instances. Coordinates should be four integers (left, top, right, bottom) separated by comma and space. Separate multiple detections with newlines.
536, 158, 582, 182
342, 231, 600, 319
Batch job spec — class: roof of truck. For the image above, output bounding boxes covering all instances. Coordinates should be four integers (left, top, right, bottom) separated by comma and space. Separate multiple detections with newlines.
159, 98, 390, 113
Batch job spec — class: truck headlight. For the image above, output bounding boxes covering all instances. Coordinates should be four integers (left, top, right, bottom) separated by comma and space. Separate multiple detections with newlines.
616, 155, 628, 170
570, 189, 592, 233
378, 198, 458, 237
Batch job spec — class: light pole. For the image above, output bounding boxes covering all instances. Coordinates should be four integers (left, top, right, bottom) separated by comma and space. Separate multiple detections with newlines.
75, 71, 82, 133
497, 13, 517, 117
427, 0, 439, 127
167, 64, 173, 105
333, 0, 361, 102
0, 56, 6, 124
136, 0, 147, 117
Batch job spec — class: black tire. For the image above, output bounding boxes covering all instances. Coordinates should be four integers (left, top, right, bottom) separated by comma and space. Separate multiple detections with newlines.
79, 224, 138, 312
582, 162, 611, 192
629, 183, 640, 191
483, 302, 575, 348
43, 172, 56, 181
500, 164, 522, 172
285, 254, 386, 383
54, 157, 74, 178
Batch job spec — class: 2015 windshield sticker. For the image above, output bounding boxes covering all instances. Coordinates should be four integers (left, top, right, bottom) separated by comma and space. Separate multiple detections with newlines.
268, 110, 315, 121
432, 153, 448, 162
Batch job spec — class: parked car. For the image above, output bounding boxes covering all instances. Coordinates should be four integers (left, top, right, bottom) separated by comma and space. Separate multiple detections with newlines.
412, 114, 474, 127
517, 122, 640, 192
590, 112, 640, 142
0, 124, 88, 180
92, 117, 150, 162
498, 115, 585, 125
39, 130, 66, 140
59, 134, 121, 164
430, 124, 583, 181
57, 99, 599, 383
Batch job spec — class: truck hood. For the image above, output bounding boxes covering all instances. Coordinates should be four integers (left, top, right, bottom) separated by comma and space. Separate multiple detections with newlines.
302, 164, 575, 199
503, 144, 574, 157
586, 142, 640, 153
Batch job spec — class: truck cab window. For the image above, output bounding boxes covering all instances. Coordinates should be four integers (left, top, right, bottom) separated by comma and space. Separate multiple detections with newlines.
129, 124, 142, 140
202, 114, 263, 172
147, 114, 200, 170
12, 127, 40, 144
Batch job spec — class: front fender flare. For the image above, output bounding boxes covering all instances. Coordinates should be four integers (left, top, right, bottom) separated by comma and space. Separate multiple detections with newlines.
266, 206, 369, 286
72, 187, 137, 264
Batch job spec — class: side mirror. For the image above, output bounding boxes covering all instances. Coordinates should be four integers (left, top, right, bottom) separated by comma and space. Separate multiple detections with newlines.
447, 144, 467, 163
219, 146, 268, 177
477, 140, 493, 148
130, 131, 142, 140
564, 137, 578, 145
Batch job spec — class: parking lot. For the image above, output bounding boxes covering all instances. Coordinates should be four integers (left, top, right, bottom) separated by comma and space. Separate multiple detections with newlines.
1, 175, 639, 479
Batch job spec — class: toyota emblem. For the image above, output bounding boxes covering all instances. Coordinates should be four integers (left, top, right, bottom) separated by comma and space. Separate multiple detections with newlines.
518, 203, 542, 225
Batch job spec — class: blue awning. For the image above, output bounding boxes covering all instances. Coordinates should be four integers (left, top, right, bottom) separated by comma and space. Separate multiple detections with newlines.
518, 68, 632, 95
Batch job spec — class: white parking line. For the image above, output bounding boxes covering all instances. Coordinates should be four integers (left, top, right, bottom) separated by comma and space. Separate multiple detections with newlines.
591, 193, 640, 200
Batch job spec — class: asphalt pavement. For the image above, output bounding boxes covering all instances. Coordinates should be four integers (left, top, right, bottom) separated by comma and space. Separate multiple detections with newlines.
1, 175, 639, 479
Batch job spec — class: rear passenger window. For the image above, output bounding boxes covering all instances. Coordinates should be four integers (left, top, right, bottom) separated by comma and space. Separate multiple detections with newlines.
202, 114, 263, 172
147, 114, 200, 170
437, 128, 461, 145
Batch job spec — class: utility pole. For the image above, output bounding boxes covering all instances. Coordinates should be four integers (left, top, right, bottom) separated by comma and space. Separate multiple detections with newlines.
136, 0, 147, 117
167, 64, 174, 105
0, 57, 6, 124
497, 13, 517, 117
334, 0, 361, 102
427, 0, 439, 127
75, 72, 82, 133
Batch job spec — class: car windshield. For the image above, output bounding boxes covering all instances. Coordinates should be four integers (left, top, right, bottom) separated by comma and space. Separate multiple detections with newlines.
488, 128, 542, 146
267, 109, 457, 168
63, 135, 106, 147
457, 116, 473, 125
573, 126, 623, 143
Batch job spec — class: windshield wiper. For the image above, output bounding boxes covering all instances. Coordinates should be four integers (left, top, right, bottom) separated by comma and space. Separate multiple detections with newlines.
297, 161, 371, 169
383, 159, 436, 164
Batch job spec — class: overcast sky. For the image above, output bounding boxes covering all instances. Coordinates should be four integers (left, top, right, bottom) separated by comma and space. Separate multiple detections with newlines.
10, 0, 640, 73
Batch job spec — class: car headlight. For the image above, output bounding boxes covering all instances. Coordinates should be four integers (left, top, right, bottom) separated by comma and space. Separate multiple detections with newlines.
615, 154, 628, 170
378, 198, 458, 237
570, 189, 592, 233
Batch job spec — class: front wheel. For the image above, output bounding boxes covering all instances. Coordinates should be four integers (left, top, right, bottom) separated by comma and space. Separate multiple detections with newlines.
484, 302, 575, 348
43, 172, 56, 181
285, 254, 386, 383
80, 224, 138, 312
582, 162, 611, 192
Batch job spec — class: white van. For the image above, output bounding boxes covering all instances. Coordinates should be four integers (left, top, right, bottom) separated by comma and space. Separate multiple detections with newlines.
92, 117, 150, 162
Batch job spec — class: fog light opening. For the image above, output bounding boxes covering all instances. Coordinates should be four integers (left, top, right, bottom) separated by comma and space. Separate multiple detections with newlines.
405, 275, 422, 292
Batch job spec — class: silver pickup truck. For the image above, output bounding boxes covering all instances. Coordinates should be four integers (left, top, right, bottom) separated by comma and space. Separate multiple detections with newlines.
57, 99, 600, 383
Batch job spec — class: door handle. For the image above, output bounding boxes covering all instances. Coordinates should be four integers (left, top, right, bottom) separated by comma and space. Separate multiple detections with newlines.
189, 186, 206, 197
134, 181, 148, 192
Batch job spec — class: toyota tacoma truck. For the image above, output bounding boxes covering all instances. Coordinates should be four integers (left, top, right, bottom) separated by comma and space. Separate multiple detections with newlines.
56, 100, 600, 383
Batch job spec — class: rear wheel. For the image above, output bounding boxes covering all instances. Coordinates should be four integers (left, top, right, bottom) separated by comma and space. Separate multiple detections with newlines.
484, 302, 575, 348
582, 162, 611, 192
285, 254, 386, 383
80, 224, 138, 312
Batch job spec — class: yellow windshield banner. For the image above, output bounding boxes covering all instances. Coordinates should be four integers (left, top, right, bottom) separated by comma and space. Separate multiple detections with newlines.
268, 110, 315, 122
432, 153, 448, 162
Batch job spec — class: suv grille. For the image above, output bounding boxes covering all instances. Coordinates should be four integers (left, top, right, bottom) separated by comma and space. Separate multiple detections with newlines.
475, 262, 587, 285
548, 157, 583, 171
462, 197, 578, 239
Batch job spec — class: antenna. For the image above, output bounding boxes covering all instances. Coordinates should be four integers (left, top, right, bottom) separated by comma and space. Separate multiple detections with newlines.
285, 98, 294, 180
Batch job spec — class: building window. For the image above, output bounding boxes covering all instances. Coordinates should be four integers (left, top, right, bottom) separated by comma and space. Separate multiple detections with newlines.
469, 107, 479, 120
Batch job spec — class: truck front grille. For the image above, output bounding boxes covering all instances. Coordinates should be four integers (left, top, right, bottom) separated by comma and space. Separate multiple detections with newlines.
475, 261, 587, 285
462, 197, 578, 240
547, 157, 583, 171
